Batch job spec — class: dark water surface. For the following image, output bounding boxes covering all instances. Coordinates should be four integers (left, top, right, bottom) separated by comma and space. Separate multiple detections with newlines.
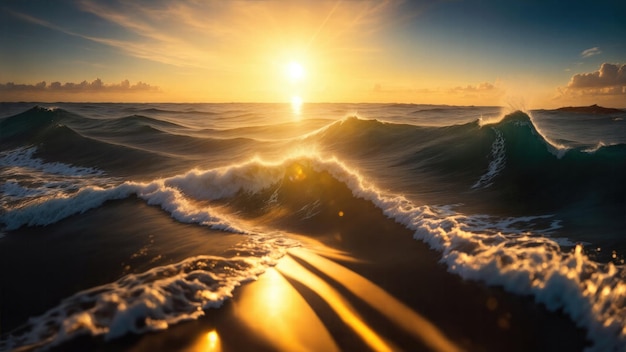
1, 103, 625, 351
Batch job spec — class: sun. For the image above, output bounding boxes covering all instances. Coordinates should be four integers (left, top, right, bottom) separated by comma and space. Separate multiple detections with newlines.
286, 61, 305, 81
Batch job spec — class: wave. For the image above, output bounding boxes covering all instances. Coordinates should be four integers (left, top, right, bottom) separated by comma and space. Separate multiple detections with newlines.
3, 106, 624, 216
104, 114, 187, 131
471, 127, 506, 189
0, 106, 190, 141
0, 106, 82, 144
306, 112, 626, 215
0, 246, 292, 351
1, 154, 625, 350
3, 124, 172, 177
0, 107, 259, 176
0, 147, 115, 211
482, 112, 626, 215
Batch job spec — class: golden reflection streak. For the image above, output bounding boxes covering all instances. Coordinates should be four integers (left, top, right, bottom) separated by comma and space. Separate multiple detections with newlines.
287, 234, 364, 263
206, 330, 220, 352
287, 247, 463, 352
291, 95, 303, 116
235, 267, 340, 352
186, 329, 221, 352
277, 256, 396, 352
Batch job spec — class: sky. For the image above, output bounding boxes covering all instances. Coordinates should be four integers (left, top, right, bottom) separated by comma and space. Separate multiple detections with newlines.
1, 0, 625, 107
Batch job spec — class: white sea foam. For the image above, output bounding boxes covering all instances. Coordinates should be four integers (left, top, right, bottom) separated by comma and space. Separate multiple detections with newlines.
1, 155, 624, 351
472, 127, 506, 189
0, 147, 115, 211
306, 156, 626, 352
0, 242, 292, 351
0, 158, 300, 351
0, 156, 287, 231
0, 147, 102, 176
524, 112, 569, 159
582, 141, 612, 153
162, 161, 284, 201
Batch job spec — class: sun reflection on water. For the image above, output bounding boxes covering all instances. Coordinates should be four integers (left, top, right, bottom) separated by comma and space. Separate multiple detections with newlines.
188, 329, 220, 352
235, 267, 340, 351
232, 244, 461, 352
291, 95, 303, 117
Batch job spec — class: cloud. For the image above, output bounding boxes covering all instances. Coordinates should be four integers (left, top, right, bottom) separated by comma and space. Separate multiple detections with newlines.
567, 63, 626, 89
581, 47, 602, 58
556, 63, 626, 105
52, 0, 402, 70
372, 81, 499, 95
0, 79, 159, 93
447, 82, 497, 94
370, 81, 503, 104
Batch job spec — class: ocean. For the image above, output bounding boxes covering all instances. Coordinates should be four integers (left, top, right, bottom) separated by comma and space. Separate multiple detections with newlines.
0, 102, 625, 351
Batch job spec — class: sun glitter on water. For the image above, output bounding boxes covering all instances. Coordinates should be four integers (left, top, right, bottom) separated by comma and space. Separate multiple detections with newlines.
291, 95, 303, 115
285, 61, 305, 118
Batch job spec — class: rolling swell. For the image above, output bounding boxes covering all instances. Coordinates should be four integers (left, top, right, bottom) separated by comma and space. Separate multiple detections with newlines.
0, 106, 83, 144
85, 116, 260, 159
102, 114, 186, 131
310, 113, 625, 218
481, 112, 626, 219
0, 107, 177, 176
1, 104, 625, 351
215, 156, 626, 351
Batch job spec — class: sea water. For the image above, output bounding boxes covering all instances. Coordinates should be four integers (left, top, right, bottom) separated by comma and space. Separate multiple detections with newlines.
0, 103, 624, 351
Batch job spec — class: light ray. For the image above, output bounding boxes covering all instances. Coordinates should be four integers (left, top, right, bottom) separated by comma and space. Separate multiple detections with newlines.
287, 247, 463, 352
277, 255, 396, 352
234, 267, 340, 352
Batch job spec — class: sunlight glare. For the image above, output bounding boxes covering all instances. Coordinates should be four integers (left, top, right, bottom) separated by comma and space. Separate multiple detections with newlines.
188, 329, 221, 352
278, 255, 394, 352
288, 163, 307, 182
235, 267, 339, 351
287, 61, 305, 81
287, 248, 463, 352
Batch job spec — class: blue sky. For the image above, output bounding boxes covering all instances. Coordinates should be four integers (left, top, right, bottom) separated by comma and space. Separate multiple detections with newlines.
1, 0, 625, 107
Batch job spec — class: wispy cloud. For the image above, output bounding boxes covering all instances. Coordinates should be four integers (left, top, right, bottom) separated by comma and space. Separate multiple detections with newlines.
581, 47, 602, 58
10, 0, 408, 72
9, 10, 80, 38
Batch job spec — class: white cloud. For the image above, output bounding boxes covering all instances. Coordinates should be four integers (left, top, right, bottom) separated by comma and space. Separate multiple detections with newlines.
447, 82, 497, 93
556, 63, 626, 106
568, 63, 626, 89
581, 47, 602, 58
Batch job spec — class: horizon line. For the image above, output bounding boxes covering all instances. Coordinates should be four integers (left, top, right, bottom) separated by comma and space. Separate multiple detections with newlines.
2, 102, 625, 110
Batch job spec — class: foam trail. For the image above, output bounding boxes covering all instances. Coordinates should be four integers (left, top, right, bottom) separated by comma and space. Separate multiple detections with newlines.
0, 157, 300, 351
0, 147, 102, 176
0, 147, 116, 211
2, 154, 625, 351
0, 159, 286, 232
304, 156, 626, 352
472, 127, 506, 189
0, 250, 289, 351
525, 111, 569, 158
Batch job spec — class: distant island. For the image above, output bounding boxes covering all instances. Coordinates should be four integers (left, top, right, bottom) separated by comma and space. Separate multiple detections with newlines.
553, 104, 625, 114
